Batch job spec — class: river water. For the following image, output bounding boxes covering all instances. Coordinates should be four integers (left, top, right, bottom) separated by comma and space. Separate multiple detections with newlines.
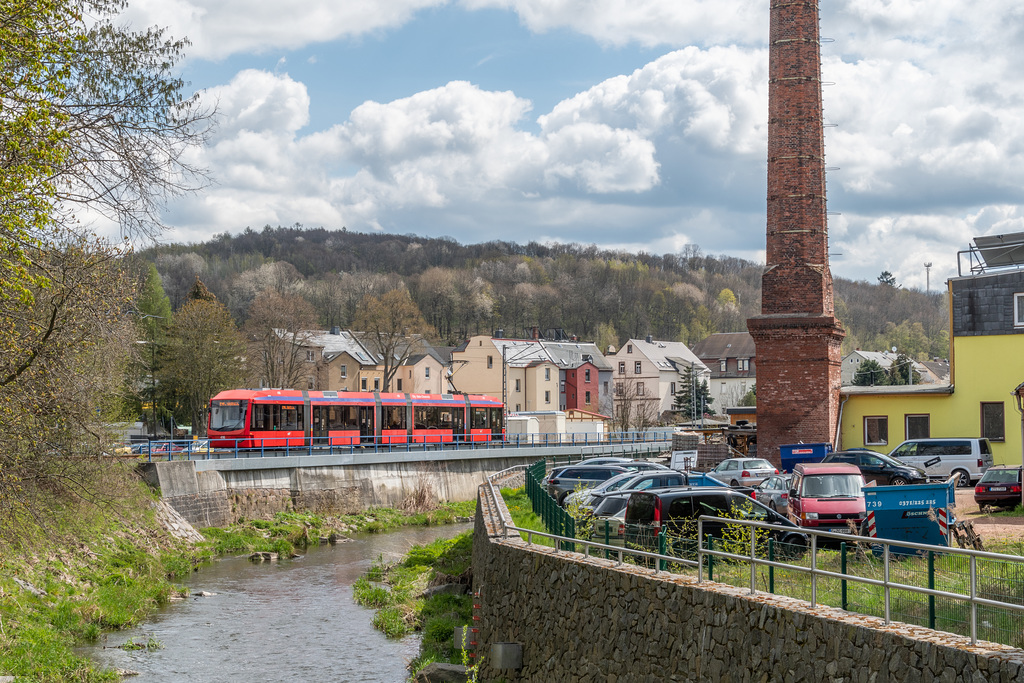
82, 523, 472, 683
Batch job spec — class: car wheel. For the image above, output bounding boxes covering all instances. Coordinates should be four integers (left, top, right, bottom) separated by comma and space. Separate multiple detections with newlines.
730, 479, 739, 487
557, 492, 569, 505
953, 470, 971, 488
890, 477, 907, 486
768, 500, 778, 512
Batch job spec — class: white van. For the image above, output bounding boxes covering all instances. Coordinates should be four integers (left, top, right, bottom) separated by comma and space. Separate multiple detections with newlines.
886, 438, 994, 487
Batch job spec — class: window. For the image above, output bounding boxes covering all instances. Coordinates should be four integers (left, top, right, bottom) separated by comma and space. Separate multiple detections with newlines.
361, 378, 367, 391
584, 369, 591, 382
396, 379, 403, 391
627, 344, 633, 353
487, 355, 493, 369
307, 376, 315, 389
981, 402, 1005, 442
560, 380, 565, 393
634, 361, 642, 373
636, 382, 645, 396
515, 378, 521, 392
720, 360, 727, 372
618, 362, 625, 374
306, 350, 315, 362
425, 367, 430, 378
409, 369, 413, 379
545, 367, 551, 381
373, 378, 381, 390
340, 364, 347, 379
670, 382, 676, 395
738, 359, 749, 372
585, 391, 591, 404
515, 403, 521, 411
544, 390, 551, 403
864, 416, 889, 445
1016, 293, 1024, 327
905, 414, 930, 440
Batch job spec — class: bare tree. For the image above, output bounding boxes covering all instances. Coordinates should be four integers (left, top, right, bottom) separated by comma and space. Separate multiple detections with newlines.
353, 289, 433, 392
612, 376, 661, 432
244, 290, 318, 388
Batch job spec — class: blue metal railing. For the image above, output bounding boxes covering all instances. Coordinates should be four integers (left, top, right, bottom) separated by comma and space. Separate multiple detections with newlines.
131, 430, 672, 462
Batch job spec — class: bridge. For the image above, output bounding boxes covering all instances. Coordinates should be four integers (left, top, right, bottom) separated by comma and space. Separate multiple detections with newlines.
138, 433, 670, 527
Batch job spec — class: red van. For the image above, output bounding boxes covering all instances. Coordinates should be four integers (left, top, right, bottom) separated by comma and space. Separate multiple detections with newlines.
788, 462, 866, 535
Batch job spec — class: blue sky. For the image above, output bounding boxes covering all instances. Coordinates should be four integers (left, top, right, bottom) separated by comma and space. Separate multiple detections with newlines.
115, 0, 1024, 290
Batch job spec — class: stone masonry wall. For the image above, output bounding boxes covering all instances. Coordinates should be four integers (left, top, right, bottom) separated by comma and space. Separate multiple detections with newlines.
472, 489, 1024, 682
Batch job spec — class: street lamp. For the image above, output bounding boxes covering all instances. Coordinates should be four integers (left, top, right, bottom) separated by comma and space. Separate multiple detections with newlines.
137, 340, 157, 439
1012, 382, 1024, 509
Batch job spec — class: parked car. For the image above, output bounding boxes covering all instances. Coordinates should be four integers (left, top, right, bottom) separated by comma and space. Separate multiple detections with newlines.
545, 465, 630, 504
974, 466, 1023, 509
624, 488, 808, 558
752, 474, 793, 514
590, 505, 629, 547
577, 456, 636, 466
821, 450, 927, 486
564, 470, 687, 509
886, 438, 993, 487
787, 463, 866, 535
710, 458, 778, 486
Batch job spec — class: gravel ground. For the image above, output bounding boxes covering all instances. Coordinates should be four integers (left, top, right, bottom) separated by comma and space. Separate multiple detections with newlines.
954, 489, 1024, 546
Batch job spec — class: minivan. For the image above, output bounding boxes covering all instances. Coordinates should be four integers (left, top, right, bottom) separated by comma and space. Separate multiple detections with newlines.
544, 465, 629, 504
788, 463, 866, 535
886, 438, 993, 487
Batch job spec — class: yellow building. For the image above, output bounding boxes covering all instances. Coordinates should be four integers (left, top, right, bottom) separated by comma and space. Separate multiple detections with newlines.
839, 246, 1024, 468
450, 335, 558, 410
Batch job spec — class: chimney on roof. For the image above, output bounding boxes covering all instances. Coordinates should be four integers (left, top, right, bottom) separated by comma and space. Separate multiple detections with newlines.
532, 326, 540, 340
495, 329, 504, 339
646, 334, 653, 344
330, 326, 341, 335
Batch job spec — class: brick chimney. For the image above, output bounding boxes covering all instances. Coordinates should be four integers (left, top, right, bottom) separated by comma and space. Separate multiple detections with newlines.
747, 0, 845, 465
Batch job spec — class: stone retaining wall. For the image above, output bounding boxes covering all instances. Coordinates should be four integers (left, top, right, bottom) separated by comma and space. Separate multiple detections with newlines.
472, 487, 1024, 682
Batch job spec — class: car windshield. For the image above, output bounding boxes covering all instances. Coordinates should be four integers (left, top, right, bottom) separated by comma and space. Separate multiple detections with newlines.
981, 469, 1021, 484
801, 474, 864, 498
600, 473, 637, 491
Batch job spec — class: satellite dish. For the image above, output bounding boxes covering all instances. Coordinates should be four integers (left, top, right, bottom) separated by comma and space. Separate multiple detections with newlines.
891, 346, 897, 353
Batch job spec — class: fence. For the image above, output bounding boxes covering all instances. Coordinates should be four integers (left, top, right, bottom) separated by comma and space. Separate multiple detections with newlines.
132, 430, 672, 462
490, 460, 1024, 649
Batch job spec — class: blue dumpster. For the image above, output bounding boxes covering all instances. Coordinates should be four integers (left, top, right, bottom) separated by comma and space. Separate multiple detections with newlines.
863, 477, 957, 555
779, 442, 832, 472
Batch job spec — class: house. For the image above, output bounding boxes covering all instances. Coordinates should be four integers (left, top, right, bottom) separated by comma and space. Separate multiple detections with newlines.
607, 336, 710, 424
840, 349, 941, 386
838, 234, 1024, 466
689, 332, 756, 410
449, 334, 613, 412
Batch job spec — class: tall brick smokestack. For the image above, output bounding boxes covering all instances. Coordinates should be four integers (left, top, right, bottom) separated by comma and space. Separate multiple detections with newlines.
747, 0, 845, 464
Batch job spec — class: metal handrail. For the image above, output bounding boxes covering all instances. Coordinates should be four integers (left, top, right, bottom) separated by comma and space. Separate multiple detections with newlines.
482, 473, 1024, 647
137, 430, 673, 461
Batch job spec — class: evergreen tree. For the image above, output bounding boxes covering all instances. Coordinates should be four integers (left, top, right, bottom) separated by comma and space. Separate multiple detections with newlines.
673, 364, 715, 420
887, 353, 921, 385
853, 359, 889, 386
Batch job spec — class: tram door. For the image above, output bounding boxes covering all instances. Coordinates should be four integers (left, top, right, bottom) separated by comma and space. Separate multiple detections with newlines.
452, 407, 466, 443
311, 406, 329, 441
358, 405, 375, 444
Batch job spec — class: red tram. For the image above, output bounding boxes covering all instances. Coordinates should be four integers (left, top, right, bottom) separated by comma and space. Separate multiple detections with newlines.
207, 389, 504, 449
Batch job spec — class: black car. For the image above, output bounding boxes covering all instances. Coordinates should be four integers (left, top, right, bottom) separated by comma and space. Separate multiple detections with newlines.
623, 488, 808, 560
821, 450, 927, 486
544, 464, 630, 504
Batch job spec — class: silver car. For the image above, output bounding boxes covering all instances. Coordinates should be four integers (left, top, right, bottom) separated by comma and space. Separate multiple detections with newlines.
711, 457, 778, 487
753, 474, 793, 514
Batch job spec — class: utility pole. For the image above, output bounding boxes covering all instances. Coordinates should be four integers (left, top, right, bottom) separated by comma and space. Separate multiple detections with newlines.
924, 262, 933, 294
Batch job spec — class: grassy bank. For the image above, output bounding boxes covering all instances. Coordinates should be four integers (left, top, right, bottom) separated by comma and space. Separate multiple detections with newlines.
0, 488, 476, 682
0, 489, 210, 682
351, 487, 542, 681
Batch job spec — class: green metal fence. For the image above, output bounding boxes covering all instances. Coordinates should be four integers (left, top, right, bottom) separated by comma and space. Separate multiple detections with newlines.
524, 459, 576, 551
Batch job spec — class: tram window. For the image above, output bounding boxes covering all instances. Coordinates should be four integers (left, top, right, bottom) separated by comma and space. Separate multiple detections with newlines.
324, 405, 358, 430
384, 406, 407, 430
439, 409, 453, 428
471, 407, 488, 429
488, 408, 503, 431
414, 406, 440, 429
280, 405, 301, 430
251, 404, 304, 431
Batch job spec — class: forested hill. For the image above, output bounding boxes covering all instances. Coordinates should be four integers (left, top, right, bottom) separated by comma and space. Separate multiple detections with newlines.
139, 225, 950, 360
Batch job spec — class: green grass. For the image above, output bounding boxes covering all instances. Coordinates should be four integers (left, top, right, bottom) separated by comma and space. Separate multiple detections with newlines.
988, 504, 1024, 517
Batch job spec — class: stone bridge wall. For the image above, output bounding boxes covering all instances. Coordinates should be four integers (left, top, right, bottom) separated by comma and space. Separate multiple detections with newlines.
472, 486, 1024, 682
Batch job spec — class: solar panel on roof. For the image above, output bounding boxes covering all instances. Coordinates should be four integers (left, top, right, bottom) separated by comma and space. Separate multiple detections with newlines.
974, 232, 1024, 268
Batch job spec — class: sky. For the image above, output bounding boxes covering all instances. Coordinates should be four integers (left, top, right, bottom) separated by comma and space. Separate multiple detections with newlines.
115, 0, 1024, 289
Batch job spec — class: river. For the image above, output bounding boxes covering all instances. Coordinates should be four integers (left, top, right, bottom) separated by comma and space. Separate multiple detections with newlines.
82, 522, 473, 682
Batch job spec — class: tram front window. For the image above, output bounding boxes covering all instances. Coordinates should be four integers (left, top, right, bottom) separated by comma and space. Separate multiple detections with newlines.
210, 400, 248, 431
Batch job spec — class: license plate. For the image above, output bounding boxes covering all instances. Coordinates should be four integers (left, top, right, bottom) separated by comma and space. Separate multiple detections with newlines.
830, 528, 853, 534
991, 487, 1007, 492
